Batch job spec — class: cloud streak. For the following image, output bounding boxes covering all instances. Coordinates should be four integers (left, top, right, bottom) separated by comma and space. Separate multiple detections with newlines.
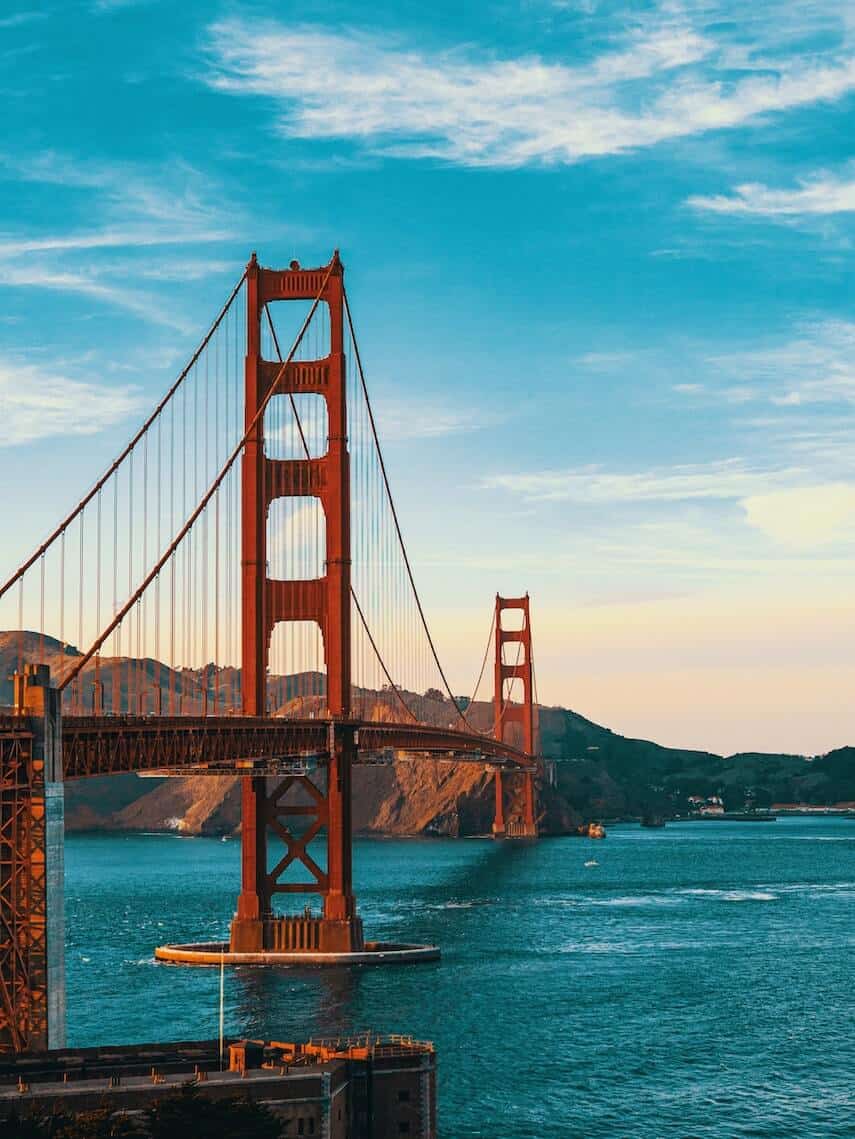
0, 263, 194, 332
375, 399, 490, 441
0, 154, 238, 326
0, 358, 142, 446
480, 458, 803, 504
709, 321, 855, 407
688, 168, 855, 217
203, 12, 855, 167
482, 459, 855, 550
0, 227, 231, 258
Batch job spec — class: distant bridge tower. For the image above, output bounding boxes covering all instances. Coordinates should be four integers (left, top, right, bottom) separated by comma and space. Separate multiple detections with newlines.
230, 251, 362, 955
493, 594, 537, 839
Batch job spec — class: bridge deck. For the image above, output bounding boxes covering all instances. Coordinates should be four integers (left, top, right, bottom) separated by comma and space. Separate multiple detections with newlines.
49, 715, 533, 778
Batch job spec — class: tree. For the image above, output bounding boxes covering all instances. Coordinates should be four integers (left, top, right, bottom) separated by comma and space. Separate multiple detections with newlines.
146, 1084, 284, 1139
4, 1112, 50, 1139
3, 1107, 141, 1139
52, 1107, 140, 1139
423, 688, 445, 703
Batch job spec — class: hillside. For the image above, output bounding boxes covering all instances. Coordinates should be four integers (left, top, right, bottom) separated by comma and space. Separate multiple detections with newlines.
4, 632, 854, 835
536, 705, 853, 818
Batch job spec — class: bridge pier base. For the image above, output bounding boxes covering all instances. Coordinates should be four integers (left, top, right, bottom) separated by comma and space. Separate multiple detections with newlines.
229, 726, 364, 956
503, 773, 538, 839
491, 769, 506, 839
521, 771, 537, 839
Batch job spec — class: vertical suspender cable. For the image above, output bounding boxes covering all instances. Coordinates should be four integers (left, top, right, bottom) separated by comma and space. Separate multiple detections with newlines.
59, 262, 334, 696
39, 554, 45, 666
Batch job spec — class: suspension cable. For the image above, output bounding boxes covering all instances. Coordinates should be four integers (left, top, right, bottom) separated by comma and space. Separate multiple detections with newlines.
495, 633, 523, 735
0, 270, 248, 603
350, 590, 418, 722
465, 606, 496, 715
60, 261, 334, 693
343, 286, 485, 731
262, 304, 422, 723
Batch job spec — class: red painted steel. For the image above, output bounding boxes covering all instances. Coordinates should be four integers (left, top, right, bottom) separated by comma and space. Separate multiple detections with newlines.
58, 716, 531, 780
0, 727, 43, 1053
234, 253, 358, 952
494, 594, 538, 837
1, 250, 548, 1047
0, 703, 47, 1054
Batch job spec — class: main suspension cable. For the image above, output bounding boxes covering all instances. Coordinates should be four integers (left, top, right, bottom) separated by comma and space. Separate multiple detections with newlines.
60, 262, 334, 692
465, 606, 496, 716
262, 303, 421, 723
0, 270, 248, 603
343, 286, 485, 732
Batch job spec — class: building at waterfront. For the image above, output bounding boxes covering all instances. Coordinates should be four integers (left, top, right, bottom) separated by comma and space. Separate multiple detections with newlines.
0, 1034, 435, 1138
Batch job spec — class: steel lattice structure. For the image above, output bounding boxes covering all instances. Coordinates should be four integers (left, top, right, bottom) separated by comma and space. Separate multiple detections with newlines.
0, 722, 47, 1053
60, 716, 533, 781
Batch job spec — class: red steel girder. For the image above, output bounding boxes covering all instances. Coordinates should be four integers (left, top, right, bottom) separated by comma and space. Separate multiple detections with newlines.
0, 724, 47, 1055
60, 716, 531, 780
61, 715, 329, 779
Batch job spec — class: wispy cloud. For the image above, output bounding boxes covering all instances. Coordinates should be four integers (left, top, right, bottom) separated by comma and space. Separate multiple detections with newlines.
480, 458, 803, 504
0, 228, 230, 258
203, 10, 855, 167
0, 263, 194, 332
375, 399, 491, 441
482, 458, 855, 550
0, 12, 46, 29
710, 321, 855, 406
0, 358, 142, 446
577, 350, 639, 371
580, 318, 855, 410
688, 167, 855, 218
0, 154, 238, 326
91, 0, 154, 9
0, 153, 234, 253
267, 498, 324, 578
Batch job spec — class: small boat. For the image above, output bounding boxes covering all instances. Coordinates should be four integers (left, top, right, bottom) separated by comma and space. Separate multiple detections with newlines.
578, 822, 606, 839
584, 859, 599, 868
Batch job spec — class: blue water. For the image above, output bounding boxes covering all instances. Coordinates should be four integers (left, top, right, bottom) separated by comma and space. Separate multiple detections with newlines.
65, 818, 855, 1137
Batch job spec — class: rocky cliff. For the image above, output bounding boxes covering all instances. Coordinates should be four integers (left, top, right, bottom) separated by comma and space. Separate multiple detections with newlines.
65, 760, 579, 837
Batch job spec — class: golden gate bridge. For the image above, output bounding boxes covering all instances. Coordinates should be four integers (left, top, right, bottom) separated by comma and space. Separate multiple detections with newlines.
0, 252, 540, 1054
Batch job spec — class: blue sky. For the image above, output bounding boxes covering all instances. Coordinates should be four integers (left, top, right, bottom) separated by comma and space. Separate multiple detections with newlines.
2, 0, 855, 753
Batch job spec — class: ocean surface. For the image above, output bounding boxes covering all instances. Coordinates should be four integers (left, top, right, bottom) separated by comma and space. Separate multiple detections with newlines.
64, 817, 855, 1137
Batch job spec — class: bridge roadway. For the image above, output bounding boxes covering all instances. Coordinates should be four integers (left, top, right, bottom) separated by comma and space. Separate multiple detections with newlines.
48, 714, 534, 779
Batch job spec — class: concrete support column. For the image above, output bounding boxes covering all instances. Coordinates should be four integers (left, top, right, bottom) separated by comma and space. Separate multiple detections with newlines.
522, 772, 536, 835
324, 730, 355, 923
492, 769, 505, 839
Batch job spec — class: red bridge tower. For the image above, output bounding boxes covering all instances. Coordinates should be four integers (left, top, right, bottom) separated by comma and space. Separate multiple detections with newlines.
492, 594, 537, 839
230, 252, 362, 955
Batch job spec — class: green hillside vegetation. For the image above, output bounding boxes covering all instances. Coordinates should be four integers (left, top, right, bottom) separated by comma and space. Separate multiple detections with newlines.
539, 707, 855, 818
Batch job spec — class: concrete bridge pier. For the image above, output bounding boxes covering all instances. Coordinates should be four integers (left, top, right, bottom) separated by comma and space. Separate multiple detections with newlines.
229, 724, 364, 957
491, 769, 506, 838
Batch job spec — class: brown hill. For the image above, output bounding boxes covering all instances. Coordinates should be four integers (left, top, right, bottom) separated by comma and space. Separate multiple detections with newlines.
3, 632, 572, 837
11, 631, 854, 835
